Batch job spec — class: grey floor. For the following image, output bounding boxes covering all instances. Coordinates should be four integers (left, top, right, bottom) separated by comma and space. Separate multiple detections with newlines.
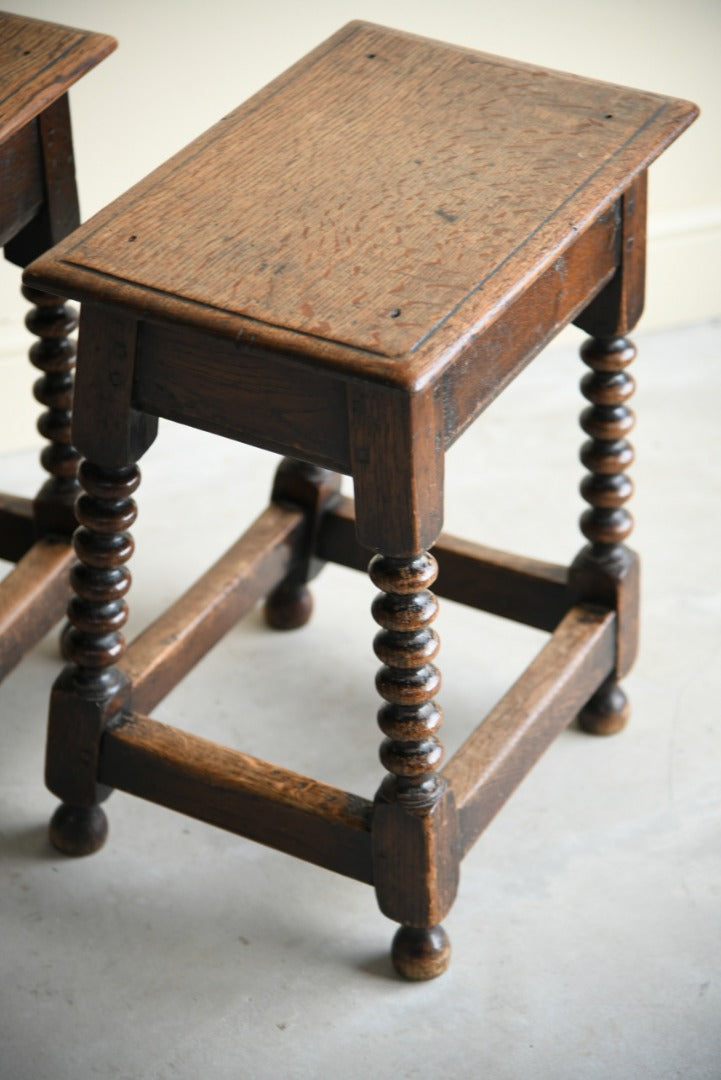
1, 322, 719, 1080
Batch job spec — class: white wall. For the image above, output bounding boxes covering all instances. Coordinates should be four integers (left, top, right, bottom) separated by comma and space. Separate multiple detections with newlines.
2, 0, 719, 453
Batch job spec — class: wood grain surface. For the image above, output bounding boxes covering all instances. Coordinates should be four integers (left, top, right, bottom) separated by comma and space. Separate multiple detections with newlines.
24, 21, 697, 387
0, 12, 116, 144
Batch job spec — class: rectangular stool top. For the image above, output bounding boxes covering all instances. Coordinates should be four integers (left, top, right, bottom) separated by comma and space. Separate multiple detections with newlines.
0, 12, 116, 145
25, 22, 696, 387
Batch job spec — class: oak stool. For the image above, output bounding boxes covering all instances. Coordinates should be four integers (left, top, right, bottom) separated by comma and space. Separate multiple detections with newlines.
0, 13, 115, 681
25, 23, 697, 979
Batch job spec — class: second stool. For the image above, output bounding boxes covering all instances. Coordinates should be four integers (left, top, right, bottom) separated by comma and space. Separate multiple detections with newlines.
0, 13, 115, 681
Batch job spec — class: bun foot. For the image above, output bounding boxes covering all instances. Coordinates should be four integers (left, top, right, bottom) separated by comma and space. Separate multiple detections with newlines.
391, 924, 451, 981
578, 678, 629, 735
49, 802, 108, 856
264, 583, 313, 630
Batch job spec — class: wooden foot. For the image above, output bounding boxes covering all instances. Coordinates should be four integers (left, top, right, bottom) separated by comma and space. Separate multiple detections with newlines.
49, 802, 108, 856
578, 677, 629, 735
264, 582, 313, 630
391, 924, 451, 981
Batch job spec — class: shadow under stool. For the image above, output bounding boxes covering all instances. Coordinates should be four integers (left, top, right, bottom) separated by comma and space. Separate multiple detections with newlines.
0, 13, 115, 681
24, 22, 697, 979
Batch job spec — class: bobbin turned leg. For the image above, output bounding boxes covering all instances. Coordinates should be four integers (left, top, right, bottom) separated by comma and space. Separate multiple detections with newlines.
264, 458, 341, 630
370, 552, 458, 980
47, 461, 139, 855
23, 284, 81, 536
572, 335, 638, 735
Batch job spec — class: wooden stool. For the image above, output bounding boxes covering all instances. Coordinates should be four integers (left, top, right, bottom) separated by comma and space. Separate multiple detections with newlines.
0, 13, 115, 681
25, 23, 697, 979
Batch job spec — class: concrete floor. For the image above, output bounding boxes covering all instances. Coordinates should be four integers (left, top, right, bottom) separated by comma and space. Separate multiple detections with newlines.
1, 322, 719, 1079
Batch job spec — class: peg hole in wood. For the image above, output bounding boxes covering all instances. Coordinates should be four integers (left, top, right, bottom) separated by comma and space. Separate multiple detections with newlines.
389, 308, 401, 318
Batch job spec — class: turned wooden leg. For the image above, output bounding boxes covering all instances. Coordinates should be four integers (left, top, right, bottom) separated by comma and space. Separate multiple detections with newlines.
47, 460, 139, 855
574, 335, 636, 735
370, 552, 458, 980
23, 284, 81, 536
263, 458, 341, 630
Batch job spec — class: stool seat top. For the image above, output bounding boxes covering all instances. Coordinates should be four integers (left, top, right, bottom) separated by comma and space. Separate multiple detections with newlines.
0, 12, 116, 145
25, 21, 696, 389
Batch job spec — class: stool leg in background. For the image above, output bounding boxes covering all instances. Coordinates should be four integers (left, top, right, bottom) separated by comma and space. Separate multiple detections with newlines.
573, 335, 637, 734
264, 457, 342, 630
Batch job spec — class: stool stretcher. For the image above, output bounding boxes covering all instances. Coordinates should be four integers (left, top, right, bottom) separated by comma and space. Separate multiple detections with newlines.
0, 536, 73, 681
100, 712, 374, 884
119, 503, 307, 714
317, 495, 571, 631
444, 605, 616, 856
97, 483, 616, 891
99, 607, 614, 885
